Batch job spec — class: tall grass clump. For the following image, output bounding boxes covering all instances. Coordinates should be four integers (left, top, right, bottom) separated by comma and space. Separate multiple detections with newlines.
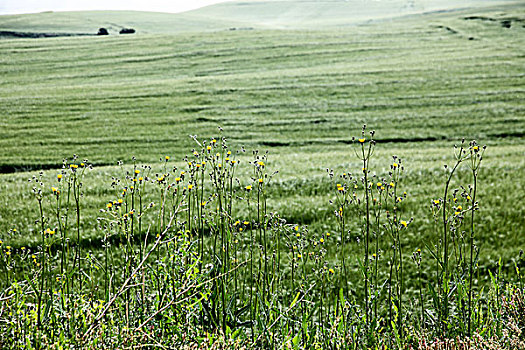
0, 127, 522, 349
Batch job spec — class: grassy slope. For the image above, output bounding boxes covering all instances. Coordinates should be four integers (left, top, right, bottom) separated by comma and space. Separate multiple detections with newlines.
0, 2, 524, 277
0, 0, 517, 34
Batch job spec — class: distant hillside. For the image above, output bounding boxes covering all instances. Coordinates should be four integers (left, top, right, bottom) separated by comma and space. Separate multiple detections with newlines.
0, 0, 519, 36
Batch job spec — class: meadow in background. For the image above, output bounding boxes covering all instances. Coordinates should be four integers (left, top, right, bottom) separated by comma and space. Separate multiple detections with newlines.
0, 0, 524, 348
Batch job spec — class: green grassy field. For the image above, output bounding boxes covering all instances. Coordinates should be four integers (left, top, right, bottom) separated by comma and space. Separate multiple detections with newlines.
1, 2, 524, 261
0, 2, 524, 347
0, 1, 523, 267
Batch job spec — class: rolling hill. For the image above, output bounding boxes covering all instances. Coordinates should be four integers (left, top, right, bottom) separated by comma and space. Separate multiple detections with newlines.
0, 0, 519, 35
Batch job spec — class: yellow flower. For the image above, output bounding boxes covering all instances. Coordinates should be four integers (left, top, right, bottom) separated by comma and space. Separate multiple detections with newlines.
188, 184, 193, 190
57, 174, 63, 181
227, 151, 231, 155
326, 232, 330, 237
297, 254, 302, 259
175, 177, 181, 183
393, 163, 398, 168
243, 221, 249, 225
118, 199, 123, 204
376, 182, 382, 188
135, 170, 140, 174
211, 139, 217, 144
320, 238, 324, 243
296, 233, 300, 238
207, 146, 212, 151
52, 187, 58, 193
138, 177, 144, 182
457, 205, 462, 211
106, 203, 113, 209
390, 182, 395, 188
258, 161, 265, 167
258, 178, 263, 183
400, 221, 407, 228
473, 146, 479, 152
329, 268, 335, 274
294, 226, 299, 231
467, 195, 471, 201
358, 138, 365, 143
201, 202, 206, 207
165, 156, 170, 161
245, 185, 252, 191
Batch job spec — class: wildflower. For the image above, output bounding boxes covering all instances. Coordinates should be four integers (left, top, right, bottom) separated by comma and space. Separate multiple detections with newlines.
52, 187, 58, 193
70, 164, 78, 169
243, 221, 249, 225
376, 182, 382, 188
57, 174, 63, 181
257, 161, 265, 167
434, 199, 440, 205
175, 177, 181, 183
329, 268, 335, 274
135, 170, 140, 174
211, 139, 217, 144
245, 185, 252, 191
193, 151, 199, 156
453, 197, 457, 202
400, 221, 407, 228
188, 184, 193, 190
296, 233, 300, 238
80, 163, 85, 167
165, 156, 170, 161
294, 226, 299, 231
234, 221, 240, 226
207, 146, 212, 151
320, 238, 324, 243
457, 205, 462, 211
393, 163, 398, 168
157, 176, 165, 182
118, 199, 123, 204
201, 202, 206, 207
397, 197, 402, 203
139, 177, 144, 182
326, 232, 330, 237
258, 178, 263, 183
390, 182, 395, 188
107, 203, 113, 209
473, 145, 479, 152
216, 153, 220, 158
466, 195, 471, 201
227, 151, 231, 155
297, 254, 302, 259
358, 138, 365, 143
